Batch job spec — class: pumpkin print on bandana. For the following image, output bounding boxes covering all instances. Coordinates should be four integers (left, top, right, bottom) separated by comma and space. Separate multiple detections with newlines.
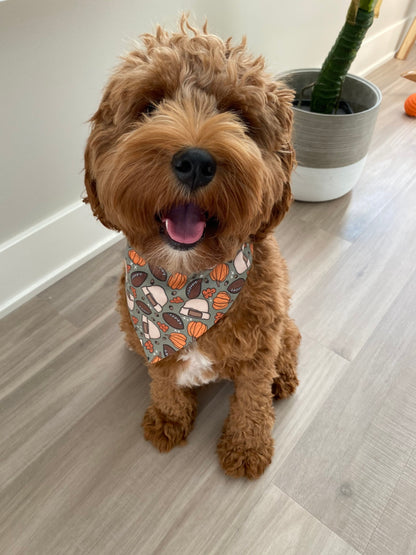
125, 243, 253, 364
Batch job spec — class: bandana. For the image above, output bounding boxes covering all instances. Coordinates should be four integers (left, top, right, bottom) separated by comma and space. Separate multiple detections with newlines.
124, 243, 253, 364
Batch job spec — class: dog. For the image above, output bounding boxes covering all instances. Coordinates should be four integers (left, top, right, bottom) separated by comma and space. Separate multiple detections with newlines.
84, 17, 300, 479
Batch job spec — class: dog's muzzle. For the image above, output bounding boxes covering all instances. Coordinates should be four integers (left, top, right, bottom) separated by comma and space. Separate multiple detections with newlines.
172, 148, 216, 191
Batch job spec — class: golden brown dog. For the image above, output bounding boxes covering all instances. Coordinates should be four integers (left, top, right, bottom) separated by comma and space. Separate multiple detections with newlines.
84, 17, 300, 479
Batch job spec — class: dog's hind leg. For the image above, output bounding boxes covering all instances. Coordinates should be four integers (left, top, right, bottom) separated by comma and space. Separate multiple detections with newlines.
272, 317, 301, 400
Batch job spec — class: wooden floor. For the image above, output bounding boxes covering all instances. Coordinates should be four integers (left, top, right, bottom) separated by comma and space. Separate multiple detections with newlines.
1, 50, 416, 555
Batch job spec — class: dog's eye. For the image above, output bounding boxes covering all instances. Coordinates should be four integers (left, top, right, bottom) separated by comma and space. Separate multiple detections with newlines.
145, 103, 156, 114
140, 102, 158, 118
228, 108, 253, 134
143, 102, 156, 116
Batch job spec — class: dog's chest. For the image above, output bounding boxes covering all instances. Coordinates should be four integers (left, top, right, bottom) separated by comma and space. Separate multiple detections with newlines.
177, 344, 217, 387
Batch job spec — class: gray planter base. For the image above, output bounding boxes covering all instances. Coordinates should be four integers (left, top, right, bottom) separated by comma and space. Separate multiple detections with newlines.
278, 69, 382, 202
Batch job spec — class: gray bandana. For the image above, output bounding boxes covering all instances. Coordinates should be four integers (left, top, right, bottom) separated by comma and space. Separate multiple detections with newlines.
124, 243, 253, 363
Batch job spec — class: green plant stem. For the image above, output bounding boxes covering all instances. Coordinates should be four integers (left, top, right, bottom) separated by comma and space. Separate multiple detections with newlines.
310, 2, 376, 114
359, 0, 378, 11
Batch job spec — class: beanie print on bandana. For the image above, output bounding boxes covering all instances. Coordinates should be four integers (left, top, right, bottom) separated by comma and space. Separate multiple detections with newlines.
125, 243, 253, 364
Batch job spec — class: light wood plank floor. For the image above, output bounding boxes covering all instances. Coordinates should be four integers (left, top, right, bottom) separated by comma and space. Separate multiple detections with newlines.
1, 50, 416, 554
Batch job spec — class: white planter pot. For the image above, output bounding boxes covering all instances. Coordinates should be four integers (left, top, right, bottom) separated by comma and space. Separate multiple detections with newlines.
278, 69, 382, 202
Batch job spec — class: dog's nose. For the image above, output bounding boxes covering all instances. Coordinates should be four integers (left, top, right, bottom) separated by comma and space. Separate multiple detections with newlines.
172, 148, 216, 191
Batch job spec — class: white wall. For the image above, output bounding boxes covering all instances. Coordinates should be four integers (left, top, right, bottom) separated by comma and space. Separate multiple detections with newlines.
1, 0, 414, 316
202, 0, 416, 75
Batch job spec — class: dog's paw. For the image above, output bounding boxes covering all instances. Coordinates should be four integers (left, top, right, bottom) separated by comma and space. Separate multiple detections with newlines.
272, 372, 299, 399
217, 435, 274, 479
142, 406, 190, 452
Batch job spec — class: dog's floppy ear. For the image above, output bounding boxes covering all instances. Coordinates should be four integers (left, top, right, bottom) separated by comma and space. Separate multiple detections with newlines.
83, 119, 119, 231
255, 83, 295, 240
255, 178, 294, 241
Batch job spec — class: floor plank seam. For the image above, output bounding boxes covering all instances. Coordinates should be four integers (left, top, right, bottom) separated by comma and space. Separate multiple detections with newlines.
362, 442, 416, 555
271, 338, 352, 473
210, 476, 283, 555
0, 306, 119, 403
0, 366, 136, 493
269, 482, 362, 554
343, 264, 416, 367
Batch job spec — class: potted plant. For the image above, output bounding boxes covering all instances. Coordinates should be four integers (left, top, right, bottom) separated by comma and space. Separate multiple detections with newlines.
279, 0, 383, 202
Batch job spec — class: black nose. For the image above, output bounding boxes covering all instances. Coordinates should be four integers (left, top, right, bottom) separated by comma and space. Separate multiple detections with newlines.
172, 148, 216, 191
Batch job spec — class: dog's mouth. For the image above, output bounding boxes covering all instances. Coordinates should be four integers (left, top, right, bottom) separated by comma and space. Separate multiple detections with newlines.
158, 203, 217, 250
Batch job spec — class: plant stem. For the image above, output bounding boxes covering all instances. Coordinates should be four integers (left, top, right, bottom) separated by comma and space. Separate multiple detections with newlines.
359, 0, 378, 11
310, 1, 376, 114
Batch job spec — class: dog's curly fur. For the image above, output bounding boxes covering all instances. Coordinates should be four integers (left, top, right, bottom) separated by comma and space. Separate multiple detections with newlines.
84, 17, 300, 479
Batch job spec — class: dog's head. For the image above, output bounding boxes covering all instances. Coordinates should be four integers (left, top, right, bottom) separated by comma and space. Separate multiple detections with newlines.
84, 17, 295, 273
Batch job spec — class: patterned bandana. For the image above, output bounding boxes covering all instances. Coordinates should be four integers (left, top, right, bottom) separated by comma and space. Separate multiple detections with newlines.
124, 243, 253, 364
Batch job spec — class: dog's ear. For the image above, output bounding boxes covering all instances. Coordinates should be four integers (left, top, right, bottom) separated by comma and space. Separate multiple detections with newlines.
83, 116, 119, 231
255, 83, 295, 240
255, 178, 294, 241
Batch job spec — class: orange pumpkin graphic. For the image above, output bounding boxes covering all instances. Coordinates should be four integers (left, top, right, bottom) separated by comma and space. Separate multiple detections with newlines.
128, 249, 145, 266
188, 321, 207, 339
210, 263, 229, 284
168, 272, 187, 290
213, 291, 231, 310
169, 332, 187, 349
151, 355, 162, 364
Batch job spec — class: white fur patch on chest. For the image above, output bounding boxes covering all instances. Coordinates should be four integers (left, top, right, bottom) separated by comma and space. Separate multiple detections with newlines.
177, 344, 217, 388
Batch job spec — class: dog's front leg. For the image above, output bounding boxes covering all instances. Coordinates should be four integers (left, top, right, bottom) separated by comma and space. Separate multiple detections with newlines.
142, 371, 197, 452
217, 358, 275, 479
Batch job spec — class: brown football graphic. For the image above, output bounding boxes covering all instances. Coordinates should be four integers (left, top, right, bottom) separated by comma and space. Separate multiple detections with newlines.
131, 271, 147, 287
149, 264, 167, 281
227, 278, 246, 294
136, 300, 151, 314
163, 344, 176, 357
163, 312, 184, 329
186, 278, 202, 299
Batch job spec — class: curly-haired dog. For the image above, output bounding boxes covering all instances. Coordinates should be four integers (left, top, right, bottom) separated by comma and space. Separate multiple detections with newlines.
84, 18, 301, 479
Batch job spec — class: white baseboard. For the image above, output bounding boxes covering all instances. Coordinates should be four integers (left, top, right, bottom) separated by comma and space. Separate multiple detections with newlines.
352, 15, 414, 76
0, 201, 121, 318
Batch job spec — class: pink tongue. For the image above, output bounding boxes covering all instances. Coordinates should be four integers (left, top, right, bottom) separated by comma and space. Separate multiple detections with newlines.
164, 204, 206, 245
